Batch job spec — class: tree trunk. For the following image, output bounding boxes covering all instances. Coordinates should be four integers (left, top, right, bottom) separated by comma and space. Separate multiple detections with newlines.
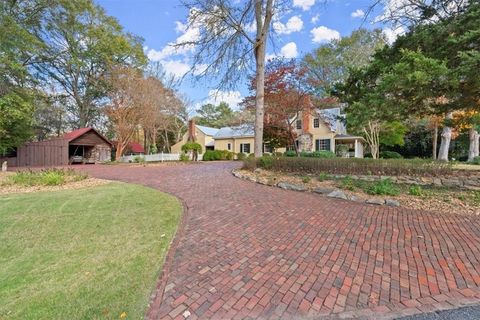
432, 123, 438, 160
144, 128, 150, 154
438, 112, 453, 161
253, 0, 273, 158
163, 129, 170, 153
363, 121, 380, 159
253, 40, 266, 157
475, 132, 479, 157
115, 143, 126, 160
467, 127, 478, 162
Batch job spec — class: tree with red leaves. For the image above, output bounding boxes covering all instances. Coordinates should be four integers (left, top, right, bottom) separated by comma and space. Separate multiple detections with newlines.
243, 59, 317, 154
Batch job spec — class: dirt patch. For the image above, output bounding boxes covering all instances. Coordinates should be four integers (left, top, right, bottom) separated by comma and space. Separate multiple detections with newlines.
236, 169, 480, 216
0, 173, 111, 195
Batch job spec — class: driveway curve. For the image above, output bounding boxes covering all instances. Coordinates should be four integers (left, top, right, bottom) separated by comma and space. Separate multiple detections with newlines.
81, 162, 480, 319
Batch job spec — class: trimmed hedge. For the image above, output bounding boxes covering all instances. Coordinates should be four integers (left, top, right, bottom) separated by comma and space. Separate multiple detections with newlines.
203, 150, 234, 161
300, 151, 336, 158
243, 156, 453, 177
380, 151, 403, 159
284, 150, 336, 158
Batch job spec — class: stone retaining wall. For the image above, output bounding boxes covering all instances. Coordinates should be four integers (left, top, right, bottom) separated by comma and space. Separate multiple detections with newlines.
329, 174, 480, 190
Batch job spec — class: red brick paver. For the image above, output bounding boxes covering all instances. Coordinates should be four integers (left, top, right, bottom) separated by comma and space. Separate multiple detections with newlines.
81, 162, 480, 319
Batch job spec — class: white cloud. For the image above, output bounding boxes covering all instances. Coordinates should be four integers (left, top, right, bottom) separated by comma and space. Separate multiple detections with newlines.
293, 0, 315, 11
273, 15, 303, 35
204, 90, 243, 109
266, 42, 298, 60
174, 21, 187, 33
147, 25, 200, 61
311, 14, 319, 24
310, 26, 341, 43
351, 9, 365, 18
244, 21, 256, 33
280, 42, 298, 58
383, 26, 405, 44
161, 60, 191, 78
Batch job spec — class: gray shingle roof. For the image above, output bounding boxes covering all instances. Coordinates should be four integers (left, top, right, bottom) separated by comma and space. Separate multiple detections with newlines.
196, 125, 219, 136
214, 124, 254, 139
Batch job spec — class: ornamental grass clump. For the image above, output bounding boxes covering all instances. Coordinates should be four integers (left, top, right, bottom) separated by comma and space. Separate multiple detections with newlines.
366, 179, 400, 196
6, 168, 88, 186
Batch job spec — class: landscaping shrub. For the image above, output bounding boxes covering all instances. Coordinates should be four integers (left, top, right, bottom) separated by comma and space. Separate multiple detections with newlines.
181, 142, 202, 154
284, 150, 296, 157
366, 178, 400, 196
302, 176, 311, 183
179, 153, 190, 162
133, 155, 146, 164
318, 172, 329, 181
380, 151, 403, 159
203, 150, 234, 161
472, 156, 480, 165
247, 157, 452, 177
300, 151, 336, 158
242, 157, 256, 170
236, 152, 246, 160
259, 156, 273, 169
341, 176, 355, 191
7, 169, 88, 186
408, 185, 424, 196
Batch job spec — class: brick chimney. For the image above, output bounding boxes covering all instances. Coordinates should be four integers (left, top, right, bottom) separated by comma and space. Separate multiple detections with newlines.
302, 111, 311, 134
188, 119, 196, 142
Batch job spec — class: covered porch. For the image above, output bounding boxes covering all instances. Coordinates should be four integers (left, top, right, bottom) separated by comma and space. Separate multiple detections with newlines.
334, 134, 365, 158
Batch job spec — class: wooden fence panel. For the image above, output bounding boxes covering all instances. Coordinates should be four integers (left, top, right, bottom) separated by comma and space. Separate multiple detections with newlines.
15, 140, 69, 167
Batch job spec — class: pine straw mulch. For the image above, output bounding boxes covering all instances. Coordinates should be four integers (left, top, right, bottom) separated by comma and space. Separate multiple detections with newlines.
0, 172, 110, 195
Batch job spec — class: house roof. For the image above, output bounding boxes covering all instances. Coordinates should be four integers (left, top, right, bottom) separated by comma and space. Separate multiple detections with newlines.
315, 107, 345, 133
62, 128, 92, 141
334, 134, 366, 142
196, 125, 219, 136
62, 127, 113, 146
214, 124, 255, 139
128, 142, 145, 153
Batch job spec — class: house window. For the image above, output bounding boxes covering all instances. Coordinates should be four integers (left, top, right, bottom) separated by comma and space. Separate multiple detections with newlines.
296, 120, 302, 129
227, 143, 231, 150
313, 118, 320, 128
263, 144, 273, 153
240, 143, 251, 153
315, 139, 331, 151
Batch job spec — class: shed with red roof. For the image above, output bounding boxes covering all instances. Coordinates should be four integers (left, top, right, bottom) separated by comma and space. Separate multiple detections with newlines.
10, 128, 112, 167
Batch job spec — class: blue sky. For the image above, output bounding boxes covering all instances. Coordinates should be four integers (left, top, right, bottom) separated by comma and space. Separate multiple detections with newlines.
96, 0, 392, 110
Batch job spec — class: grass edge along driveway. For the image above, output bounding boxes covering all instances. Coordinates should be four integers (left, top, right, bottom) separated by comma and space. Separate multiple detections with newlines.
0, 182, 182, 320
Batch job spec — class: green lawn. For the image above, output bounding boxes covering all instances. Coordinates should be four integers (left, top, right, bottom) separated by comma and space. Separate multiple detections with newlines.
0, 183, 182, 319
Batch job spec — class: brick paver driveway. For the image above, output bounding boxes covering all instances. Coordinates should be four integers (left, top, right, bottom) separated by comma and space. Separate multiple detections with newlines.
82, 162, 480, 319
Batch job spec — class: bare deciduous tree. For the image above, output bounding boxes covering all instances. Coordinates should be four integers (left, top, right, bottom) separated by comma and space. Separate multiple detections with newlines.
105, 67, 144, 159
369, 0, 469, 28
177, 0, 288, 157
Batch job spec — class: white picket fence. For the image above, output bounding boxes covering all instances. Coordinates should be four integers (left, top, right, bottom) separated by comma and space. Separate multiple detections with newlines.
119, 152, 203, 163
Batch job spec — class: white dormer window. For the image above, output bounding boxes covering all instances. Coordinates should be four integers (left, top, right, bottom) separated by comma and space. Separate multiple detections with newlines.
313, 118, 320, 128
